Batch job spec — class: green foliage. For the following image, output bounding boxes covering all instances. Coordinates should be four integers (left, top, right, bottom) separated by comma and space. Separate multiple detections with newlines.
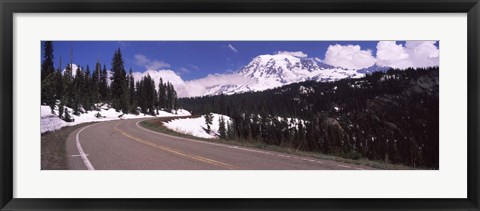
58, 100, 64, 119
218, 117, 227, 139
41, 73, 56, 113
110, 48, 129, 113
136, 74, 157, 115
204, 113, 213, 133
41, 41, 55, 82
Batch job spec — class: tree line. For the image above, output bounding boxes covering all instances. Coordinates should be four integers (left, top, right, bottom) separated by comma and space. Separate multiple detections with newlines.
180, 67, 439, 169
41, 41, 178, 121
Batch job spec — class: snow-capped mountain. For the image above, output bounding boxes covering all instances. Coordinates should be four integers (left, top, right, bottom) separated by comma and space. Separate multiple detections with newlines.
204, 53, 365, 95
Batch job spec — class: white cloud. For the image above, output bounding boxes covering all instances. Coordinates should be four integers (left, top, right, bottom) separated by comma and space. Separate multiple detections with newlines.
227, 44, 238, 53
376, 41, 439, 69
323, 44, 376, 69
134, 54, 170, 70
130, 69, 251, 98
276, 51, 308, 58
179, 73, 251, 98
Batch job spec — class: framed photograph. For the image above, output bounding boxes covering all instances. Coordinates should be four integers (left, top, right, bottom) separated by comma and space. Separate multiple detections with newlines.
1, 0, 479, 210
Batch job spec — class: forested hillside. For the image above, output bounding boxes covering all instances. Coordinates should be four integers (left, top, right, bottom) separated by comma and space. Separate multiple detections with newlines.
179, 67, 439, 168
41, 41, 179, 122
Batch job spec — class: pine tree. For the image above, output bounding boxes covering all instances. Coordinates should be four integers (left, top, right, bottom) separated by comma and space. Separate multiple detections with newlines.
54, 59, 64, 101
72, 66, 83, 115
128, 69, 137, 114
64, 108, 72, 122
41, 74, 56, 113
58, 99, 64, 119
158, 78, 166, 109
41, 41, 55, 81
219, 117, 227, 139
99, 64, 109, 102
63, 64, 74, 108
41, 41, 56, 109
110, 48, 129, 113
91, 60, 101, 109
204, 113, 213, 133
145, 74, 156, 115
227, 121, 236, 140
82, 65, 92, 111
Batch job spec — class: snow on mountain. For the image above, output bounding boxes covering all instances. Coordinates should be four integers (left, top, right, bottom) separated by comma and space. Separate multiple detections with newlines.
41, 104, 191, 133
203, 53, 365, 95
62, 64, 81, 77
163, 113, 232, 139
356, 64, 391, 74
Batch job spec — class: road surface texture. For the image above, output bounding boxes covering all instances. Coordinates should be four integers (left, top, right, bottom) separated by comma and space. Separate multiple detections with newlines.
66, 118, 375, 170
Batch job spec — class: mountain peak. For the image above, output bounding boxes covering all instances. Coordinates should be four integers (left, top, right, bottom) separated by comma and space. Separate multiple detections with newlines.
200, 53, 366, 96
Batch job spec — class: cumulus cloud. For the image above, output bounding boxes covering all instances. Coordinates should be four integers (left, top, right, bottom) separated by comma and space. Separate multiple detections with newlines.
376, 41, 439, 69
227, 44, 238, 53
134, 54, 171, 70
323, 44, 377, 69
276, 51, 308, 58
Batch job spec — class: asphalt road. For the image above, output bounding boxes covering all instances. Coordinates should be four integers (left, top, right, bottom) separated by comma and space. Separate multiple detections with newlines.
66, 118, 375, 170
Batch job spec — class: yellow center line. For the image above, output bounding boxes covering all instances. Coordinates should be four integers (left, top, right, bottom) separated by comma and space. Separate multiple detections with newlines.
114, 122, 237, 170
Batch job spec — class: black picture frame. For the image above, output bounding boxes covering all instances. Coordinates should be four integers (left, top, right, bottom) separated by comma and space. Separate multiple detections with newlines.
1, 0, 479, 210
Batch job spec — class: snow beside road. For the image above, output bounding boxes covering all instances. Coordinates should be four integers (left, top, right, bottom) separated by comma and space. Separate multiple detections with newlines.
41, 105, 191, 133
163, 113, 232, 139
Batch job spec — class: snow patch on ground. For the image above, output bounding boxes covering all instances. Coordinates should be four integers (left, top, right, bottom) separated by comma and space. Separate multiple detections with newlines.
163, 113, 231, 139
41, 105, 191, 133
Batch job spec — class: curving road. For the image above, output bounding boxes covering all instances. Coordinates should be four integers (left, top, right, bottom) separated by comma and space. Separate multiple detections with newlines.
66, 118, 375, 170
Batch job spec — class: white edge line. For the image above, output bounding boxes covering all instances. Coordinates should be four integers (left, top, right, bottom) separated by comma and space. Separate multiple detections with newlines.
75, 124, 97, 170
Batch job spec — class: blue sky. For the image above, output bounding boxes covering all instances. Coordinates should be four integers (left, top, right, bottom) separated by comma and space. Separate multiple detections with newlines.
43, 41, 401, 80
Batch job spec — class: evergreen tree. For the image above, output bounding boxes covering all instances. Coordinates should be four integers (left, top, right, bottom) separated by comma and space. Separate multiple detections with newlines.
99, 64, 109, 102
64, 108, 72, 122
158, 78, 166, 109
166, 82, 174, 110
110, 48, 129, 113
227, 121, 236, 140
204, 113, 213, 133
91, 61, 102, 109
63, 64, 74, 108
40, 41, 56, 109
72, 66, 84, 115
58, 99, 64, 119
41, 73, 56, 113
82, 65, 93, 110
219, 117, 227, 139
128, 69, 137, 114
41, 41, 55, 81
54, 60, 64, 101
